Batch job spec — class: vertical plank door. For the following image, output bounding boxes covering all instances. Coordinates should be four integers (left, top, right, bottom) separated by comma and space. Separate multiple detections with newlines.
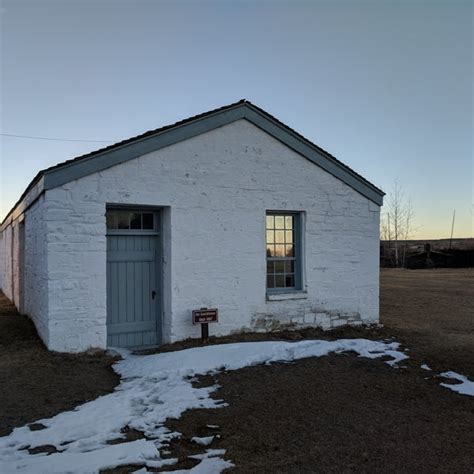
107, 234, 160, 347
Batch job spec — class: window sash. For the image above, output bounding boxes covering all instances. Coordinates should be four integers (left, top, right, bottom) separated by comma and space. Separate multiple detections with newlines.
266, 212, 302, 292
106, 210, 157, 231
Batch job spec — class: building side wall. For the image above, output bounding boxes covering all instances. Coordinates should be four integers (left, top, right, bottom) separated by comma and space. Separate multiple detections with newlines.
0, 224, 13, 300
23, 196, 49, 344
0, 232, 3, 291
12, 222, 20, 307
44, 119, 380, 352
0, 197, 49, 345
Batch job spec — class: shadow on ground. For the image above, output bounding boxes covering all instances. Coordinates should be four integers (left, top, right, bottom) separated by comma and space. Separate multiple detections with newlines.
0, 293, 119, 437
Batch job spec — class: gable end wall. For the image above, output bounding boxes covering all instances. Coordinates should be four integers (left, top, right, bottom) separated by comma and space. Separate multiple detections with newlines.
41, 119, 380, 352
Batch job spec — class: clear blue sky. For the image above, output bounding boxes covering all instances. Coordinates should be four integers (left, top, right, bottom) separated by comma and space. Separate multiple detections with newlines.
1, 0, 472, 238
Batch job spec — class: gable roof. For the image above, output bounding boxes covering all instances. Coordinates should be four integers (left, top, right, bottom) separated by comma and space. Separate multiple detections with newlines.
1, 100, 384, 229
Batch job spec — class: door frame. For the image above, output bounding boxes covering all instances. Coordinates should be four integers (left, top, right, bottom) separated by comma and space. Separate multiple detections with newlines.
105, 204, 163, 348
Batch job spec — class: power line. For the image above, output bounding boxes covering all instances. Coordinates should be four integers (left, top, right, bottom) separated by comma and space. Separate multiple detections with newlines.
0, 132, 114, 143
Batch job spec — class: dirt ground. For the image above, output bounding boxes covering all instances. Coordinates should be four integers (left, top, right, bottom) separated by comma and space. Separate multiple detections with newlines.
0, 293, 119, 437
0, 268, 473, 472
160, 268, 474, 473
165, 356, 474, 473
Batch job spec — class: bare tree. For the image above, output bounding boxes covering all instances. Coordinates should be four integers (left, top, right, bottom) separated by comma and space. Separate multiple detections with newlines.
381, 180, 414, 267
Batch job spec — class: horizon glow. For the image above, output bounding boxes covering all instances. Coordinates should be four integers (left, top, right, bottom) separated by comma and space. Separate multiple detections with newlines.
1, 0, 472, 239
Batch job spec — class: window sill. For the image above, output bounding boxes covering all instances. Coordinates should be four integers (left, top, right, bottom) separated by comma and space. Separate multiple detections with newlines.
266, 291, 308, 301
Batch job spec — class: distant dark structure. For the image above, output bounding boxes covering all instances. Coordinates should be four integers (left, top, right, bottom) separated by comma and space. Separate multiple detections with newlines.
406, 243, 451, 269
380, 238, 473, 269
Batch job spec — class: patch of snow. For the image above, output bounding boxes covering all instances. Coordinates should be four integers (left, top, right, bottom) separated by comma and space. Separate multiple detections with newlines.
0, 339, 406, 473
206, 424, 220, 429
189, 449, 227, 460
439, 371, 474, 396
107, 346, 132, 359
191, 435, 214, 446
0, 439, 170, 474
146, 458, 178, 468
421, 364, 432, 371
173, 455, 234, 473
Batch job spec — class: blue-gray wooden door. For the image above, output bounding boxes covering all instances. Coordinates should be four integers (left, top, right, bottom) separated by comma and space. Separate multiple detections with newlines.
106, 234, 160, 347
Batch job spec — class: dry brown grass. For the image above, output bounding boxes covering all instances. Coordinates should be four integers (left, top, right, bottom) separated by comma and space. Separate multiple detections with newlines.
380, 268, 473, 375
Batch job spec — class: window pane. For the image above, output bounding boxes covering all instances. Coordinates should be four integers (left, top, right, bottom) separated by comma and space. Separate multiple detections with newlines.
267, 274, 275, 288
267, 261, 274, 274
275, 275, 285, 287
266, 244, 275, 257
285, 245, 294, 257
274, 245, 285, 257
285, 230, 293, 244
275, 230, 285, 243
275, 261, 285, 273
266, 230, 274, 244
143, 213, 154, 229
285, 261, 295, 273
285, 216, 293, 229
275, 216, 285, 229
285, 274, 295, 288
130, 213, 142, 229
266, 215, 274, 229
117, 212, 130, 229
106, 213, 117, 229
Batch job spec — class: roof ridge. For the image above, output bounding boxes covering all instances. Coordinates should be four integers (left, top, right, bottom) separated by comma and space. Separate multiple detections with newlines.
1, 100, 383, 228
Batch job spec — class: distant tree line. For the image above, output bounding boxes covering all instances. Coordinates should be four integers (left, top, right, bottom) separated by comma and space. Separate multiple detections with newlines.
380, 181, 472, 268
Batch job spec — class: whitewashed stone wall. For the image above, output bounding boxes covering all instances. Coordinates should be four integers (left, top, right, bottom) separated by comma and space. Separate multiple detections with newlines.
0, 224, 13, 300
42, 119, 380, 352
23, 196, 49, 344
45, 188, 107, 352
12, 221, 21, 308
0, 196, 50, 345
1, 221, 20, 307
0, 230, 5, 294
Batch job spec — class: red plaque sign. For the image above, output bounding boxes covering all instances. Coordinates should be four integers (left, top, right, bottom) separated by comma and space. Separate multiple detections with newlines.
192, 308, 218, 324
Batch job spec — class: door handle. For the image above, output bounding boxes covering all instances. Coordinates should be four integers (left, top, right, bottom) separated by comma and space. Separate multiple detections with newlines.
152, 290, 156, 300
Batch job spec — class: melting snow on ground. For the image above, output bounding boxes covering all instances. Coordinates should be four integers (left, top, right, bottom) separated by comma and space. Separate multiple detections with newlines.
0, 339, 408, 473
191, 436, 215, 446
439, 371, 474, 396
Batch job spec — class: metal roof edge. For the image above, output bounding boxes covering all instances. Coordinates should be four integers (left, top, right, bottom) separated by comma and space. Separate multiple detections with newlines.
241, 104, 384, 205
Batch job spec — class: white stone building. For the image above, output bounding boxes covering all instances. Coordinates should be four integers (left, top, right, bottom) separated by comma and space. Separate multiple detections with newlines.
0, 100, 384, 353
